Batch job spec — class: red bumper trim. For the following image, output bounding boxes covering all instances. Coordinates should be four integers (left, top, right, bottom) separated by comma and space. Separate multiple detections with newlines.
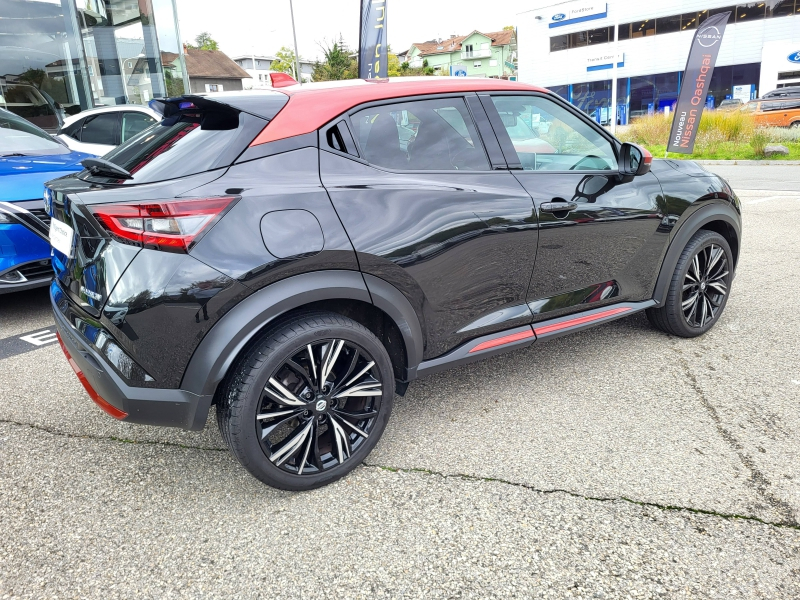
56, 332, 128, 420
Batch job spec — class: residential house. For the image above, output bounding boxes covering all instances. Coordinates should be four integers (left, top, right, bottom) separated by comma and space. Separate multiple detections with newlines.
172, 47, 250, 93
231, 55, 315, 87
406, 30, 516, 78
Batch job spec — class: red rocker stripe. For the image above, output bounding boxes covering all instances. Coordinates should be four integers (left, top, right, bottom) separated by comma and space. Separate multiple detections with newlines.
533, 307, 632, 336
468, 329, 534, 354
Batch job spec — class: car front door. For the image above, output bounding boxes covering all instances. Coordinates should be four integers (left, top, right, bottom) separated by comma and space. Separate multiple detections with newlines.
483, 93, 667, 322
320, 94, 538, 359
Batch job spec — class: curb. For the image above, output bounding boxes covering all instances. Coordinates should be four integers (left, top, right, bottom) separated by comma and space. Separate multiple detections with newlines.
692, 160, 800, 165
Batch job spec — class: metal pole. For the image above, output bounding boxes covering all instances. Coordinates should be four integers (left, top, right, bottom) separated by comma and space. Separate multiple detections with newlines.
610, 19, 618, 134
289, 0, 302, 84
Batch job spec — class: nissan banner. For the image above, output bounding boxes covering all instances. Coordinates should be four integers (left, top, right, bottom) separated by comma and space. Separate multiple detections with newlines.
667, 12, 731, 154
359, 0, 387, 79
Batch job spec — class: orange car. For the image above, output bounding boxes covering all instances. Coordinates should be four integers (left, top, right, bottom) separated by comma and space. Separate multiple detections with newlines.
743, 98, 800, 128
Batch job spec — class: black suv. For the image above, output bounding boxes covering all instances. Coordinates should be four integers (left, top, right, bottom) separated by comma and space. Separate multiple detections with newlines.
47, 80, 741, 490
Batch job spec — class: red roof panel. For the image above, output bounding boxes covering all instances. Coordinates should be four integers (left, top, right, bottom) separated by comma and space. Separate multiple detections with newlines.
250, 77, 548, 146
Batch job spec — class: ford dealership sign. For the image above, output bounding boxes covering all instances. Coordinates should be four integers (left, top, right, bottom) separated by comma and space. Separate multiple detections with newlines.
788, 51, 800, 63
548, 1, 607, 28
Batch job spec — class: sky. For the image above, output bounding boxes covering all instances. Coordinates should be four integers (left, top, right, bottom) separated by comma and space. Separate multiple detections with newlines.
174, 0, 544, 62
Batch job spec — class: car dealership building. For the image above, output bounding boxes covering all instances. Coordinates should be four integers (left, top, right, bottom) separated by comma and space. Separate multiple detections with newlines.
0, 0, 187, 132
517, 0, 800, 123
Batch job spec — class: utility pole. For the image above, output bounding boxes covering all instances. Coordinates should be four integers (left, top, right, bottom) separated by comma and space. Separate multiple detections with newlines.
289, 0, 302, 84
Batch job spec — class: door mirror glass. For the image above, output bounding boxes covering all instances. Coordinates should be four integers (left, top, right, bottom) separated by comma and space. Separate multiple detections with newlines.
619, 142, 651, 177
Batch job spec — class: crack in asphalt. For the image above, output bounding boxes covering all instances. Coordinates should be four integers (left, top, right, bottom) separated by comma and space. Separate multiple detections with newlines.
2, 418, 798, 531
674, 346, 799, 527
0, 418, 228, 452
361, 462, 800, 531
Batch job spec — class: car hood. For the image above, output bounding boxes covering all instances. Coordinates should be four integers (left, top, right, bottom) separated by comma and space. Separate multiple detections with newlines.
0, 150, 94, 201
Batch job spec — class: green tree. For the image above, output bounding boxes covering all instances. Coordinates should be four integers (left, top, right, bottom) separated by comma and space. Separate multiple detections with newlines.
186, 32, 219, 51
312, 38, 357, 81
387, 52, 401, 77
271, 46, 300, 78
503, 25, 515, 31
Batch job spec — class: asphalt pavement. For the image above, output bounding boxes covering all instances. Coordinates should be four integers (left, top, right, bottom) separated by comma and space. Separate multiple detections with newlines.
1, 164, 799, 598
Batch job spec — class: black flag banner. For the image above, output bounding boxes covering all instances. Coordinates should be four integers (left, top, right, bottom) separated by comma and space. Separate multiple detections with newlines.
359, 0, 387, 79
667, 12, 731, 154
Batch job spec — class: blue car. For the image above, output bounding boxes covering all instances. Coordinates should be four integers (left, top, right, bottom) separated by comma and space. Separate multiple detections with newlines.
0, 108, 93, 294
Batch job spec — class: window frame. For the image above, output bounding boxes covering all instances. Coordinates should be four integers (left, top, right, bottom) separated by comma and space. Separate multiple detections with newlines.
331, 92, 502, 175
480, 91, 622, 175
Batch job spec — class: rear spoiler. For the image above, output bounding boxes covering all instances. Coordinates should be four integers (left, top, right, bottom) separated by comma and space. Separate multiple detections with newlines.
148, 91, 289, 121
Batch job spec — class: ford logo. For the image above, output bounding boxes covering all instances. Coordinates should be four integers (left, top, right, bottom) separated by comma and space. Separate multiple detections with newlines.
788, 51, 800, 63
552, 13, 566, 21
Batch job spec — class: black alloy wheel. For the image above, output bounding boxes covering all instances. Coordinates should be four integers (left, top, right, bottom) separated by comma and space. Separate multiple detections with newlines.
258, 338, 383, 475
646, 229, 733, 338
217, 312, 394, 490
681, 243, 729, 329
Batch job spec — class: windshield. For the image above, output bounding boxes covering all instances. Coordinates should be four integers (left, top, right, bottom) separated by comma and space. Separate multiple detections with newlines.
0, 111, 68, 156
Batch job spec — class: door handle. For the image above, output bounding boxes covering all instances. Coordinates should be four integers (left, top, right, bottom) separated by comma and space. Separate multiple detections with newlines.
540, 201, 578, 213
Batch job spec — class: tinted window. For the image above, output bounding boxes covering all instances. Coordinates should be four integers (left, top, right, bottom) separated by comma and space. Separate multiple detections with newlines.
550, 34, 569, 52
656, 14, 681, 34
761, 101, 785, 111
490, 95, 617, 171
617, 23, 631, 40
588, 27, 612, 44
99, 109, 244, 184
736, 2, 766, 21
769, 0, 796, 17
81, 113, 118, 145
0, 110, 69, 156
350, 98, 490, 171
62, 118, 84, 140
630, 19, 655, 37
122, 112, 157, 143
680, 12, 699, 29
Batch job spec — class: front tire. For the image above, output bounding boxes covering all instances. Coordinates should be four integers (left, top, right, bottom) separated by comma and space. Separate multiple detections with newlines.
647, 230, 733, 338
216, 312, 394, 491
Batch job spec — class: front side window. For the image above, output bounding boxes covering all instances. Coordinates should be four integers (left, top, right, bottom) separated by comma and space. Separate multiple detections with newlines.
81, 113, 118, 145
490, 95, 617, 171
350, 97, 490, 171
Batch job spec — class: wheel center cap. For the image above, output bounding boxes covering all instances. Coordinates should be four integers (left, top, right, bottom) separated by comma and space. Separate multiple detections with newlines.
315, 398, 328, 412
700, 282, 707, 291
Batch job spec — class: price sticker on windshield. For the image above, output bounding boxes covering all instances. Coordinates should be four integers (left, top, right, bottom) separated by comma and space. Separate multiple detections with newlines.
49, 219, 74, 258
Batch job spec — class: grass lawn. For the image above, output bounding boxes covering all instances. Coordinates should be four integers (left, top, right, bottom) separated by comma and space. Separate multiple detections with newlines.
640, 142, 800, 161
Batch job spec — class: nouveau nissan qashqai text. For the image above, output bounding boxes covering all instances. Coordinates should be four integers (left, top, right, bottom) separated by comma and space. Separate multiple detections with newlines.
46, 79, 741, 490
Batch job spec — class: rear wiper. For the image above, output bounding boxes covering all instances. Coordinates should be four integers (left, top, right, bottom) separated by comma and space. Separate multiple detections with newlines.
0, 152, 28, 157
81, 157, 133, 180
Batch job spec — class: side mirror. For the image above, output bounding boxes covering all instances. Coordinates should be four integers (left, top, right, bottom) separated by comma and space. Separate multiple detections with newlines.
619, 142, 652, 177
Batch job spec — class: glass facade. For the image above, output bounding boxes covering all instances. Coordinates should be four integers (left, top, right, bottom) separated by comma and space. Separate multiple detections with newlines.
0, 0, 187, 132
552, 2, 800, 52
548, 64, 761, 124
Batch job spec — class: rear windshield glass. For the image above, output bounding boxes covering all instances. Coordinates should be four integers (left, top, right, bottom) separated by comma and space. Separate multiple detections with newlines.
95, 109, 249, 184
0, 111, 69, 156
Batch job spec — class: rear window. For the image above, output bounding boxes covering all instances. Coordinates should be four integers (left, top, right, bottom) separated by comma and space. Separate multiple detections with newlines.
90, 107, 263, 184
0, 110, 69, 156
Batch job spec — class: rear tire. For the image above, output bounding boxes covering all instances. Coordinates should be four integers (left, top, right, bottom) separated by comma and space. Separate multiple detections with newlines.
216, 312, 394, 491
647, 230, 733, 338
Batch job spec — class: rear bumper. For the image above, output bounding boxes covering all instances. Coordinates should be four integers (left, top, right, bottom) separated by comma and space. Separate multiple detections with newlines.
51, 284, 212, 430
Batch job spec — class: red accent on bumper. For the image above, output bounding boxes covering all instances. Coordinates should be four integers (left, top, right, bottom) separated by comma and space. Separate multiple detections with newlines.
56, 332, 128, 420
533, 307, 631, 336
468, 329, 534, 353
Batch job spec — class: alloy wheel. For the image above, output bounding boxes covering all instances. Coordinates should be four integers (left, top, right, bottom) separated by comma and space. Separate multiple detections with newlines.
256, 339, 383, 475
681, 243, 729, 328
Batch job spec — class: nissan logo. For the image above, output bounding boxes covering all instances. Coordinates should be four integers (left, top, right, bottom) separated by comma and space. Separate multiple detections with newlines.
788, 51, 800, 64
697, 26, 722, 48
316, 399, 327, 412
552, 13, 566, 21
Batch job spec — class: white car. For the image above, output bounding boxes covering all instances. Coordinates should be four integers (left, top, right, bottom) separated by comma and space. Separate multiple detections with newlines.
56, 105, 160, 156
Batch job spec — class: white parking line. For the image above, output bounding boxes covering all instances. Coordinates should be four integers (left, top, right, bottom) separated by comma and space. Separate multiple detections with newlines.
18, 329, 58, 346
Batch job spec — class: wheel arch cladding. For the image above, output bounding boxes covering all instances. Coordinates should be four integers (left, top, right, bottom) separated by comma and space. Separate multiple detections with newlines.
652, 202, 741, 306
179, 270, 424, 425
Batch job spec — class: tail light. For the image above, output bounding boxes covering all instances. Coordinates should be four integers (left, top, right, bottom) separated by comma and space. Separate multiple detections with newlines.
91, 196, 237, 253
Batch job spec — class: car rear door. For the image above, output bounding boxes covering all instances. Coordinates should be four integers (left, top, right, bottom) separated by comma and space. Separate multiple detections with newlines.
319, 94, 538, 359
482, 93, 666, 322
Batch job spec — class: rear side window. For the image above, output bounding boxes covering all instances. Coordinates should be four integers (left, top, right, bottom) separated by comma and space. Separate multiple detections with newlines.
122, 111, 157, 143
96, 108, 257, 184
350, 97, 490, 171
81, 113, 119, 145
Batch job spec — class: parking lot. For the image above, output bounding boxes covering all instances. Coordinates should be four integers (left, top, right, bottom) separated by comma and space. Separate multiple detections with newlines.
1, 164, 799, 599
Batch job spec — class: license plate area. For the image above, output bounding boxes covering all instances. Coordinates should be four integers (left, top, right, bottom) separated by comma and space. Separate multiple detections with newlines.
49, 218, 75, 258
